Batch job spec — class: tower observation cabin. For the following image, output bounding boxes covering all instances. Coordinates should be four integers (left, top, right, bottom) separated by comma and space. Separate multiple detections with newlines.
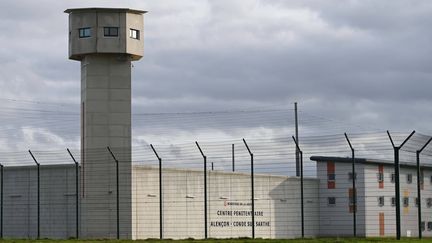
65, 8, 146, 61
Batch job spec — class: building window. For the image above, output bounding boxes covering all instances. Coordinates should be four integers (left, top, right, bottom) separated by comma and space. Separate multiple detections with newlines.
378, 165, 384, 189
328, 197, 336, 206
430, 175, 432, 184
391, 173, 395, 183
407, 174, 412, 184
130, 28, 140, 39
379, 213, 385, 236
416, 197, 419, 207
377, 172, 384, 182
421, 221, 426, 232
391, 197, 396, 207
104, 27, 118, 37
404, 197, 409, 207
349, 189, 356, 205
348, 172, 357, 181
427, 198, 432, 208
428, 222, 432, 231
327, 161, 336, 189
79, 27, 91, 38
378, 196, 385, 207
420, 171, 424, 190
349, 188, 356, 213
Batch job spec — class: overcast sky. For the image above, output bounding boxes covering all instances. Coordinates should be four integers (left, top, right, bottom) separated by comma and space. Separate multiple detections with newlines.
0, 0, 431, 153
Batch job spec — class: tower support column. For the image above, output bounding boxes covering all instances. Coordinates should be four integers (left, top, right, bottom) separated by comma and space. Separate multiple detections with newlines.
80, 54, 132, 239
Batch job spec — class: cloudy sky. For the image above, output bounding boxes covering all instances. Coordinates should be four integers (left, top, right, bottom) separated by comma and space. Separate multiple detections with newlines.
0, 0, 431, 154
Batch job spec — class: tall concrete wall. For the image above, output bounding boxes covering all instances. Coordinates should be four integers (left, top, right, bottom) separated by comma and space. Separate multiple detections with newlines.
2, 165, 78, 239
3, 160, 430, 239
132, 166, 319, 239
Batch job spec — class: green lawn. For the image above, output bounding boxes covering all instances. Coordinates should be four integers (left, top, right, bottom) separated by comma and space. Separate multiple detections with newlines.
0, 238, 431, 243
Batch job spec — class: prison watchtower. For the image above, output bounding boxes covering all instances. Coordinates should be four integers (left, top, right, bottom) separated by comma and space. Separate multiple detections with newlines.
65, 8, 146, 239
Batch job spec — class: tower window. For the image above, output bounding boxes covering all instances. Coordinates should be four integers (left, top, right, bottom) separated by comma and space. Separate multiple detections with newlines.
79, 27, 91, 38
104, 27, 118, 37
130, 28, 140, 39
428, 222, 432, 231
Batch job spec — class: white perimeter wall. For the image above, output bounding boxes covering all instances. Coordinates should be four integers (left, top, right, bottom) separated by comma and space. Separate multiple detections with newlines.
132, 166, 319, 239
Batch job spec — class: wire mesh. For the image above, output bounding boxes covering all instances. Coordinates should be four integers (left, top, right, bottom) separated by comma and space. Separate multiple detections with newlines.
0, 100, 431, 239
0, 131, 428, 239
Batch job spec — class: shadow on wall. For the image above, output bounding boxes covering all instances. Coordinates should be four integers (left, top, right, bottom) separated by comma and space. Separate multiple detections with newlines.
3, 165, 77, 239
269, 177, 319, 239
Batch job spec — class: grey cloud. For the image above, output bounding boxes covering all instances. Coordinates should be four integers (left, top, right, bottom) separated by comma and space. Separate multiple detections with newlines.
0, 0, 431, 150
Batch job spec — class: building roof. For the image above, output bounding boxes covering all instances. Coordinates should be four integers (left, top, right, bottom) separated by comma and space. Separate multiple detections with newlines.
64, 8, 147, 14
310, 156, 432, 169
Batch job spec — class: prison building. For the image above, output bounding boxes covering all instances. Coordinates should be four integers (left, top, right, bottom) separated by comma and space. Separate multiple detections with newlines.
311, 156, 432, 238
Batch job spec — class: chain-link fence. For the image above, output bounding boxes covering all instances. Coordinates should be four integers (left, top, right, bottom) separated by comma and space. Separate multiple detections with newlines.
0, 131, 430, 239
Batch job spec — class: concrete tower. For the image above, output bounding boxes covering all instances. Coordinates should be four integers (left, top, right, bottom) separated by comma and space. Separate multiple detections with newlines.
65, 8, 146, 239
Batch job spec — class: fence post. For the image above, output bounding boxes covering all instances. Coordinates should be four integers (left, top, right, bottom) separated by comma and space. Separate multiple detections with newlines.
195, 142, 208, 239
150, 144, 163, 240
28, 150, 40, 239
242, 139, 255, 239
387, 130, 415, 240
67, 148, 80, 239
0, 163, 3, 239
292, 136, 304, 238
344, 133, 357, 237
107, 147, 120, 240
415, 137, 432, 239
232, 144, 235, 172
294, 102, 300, 177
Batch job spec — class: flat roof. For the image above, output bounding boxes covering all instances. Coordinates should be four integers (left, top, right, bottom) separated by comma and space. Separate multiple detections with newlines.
64, 8, 147, 14
310, 156, 432, 169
